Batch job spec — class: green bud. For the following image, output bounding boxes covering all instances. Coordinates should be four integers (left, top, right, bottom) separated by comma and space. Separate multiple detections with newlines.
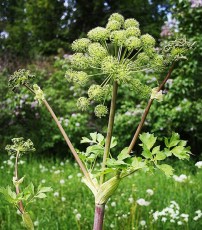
125, 37, 141, 51
114, 63, 131, 83
170, 47, 187, 60
106, 20, 122, 31
9, 69, 35, 92
13, 176, 25, 186
33, 84, 45, 104
141, 34, 156, 48
136, 52, 150, 65
87, 27, 110, 41
88, 43, 108, 66
151, 87, 163, 102
70, 53, 89, 69
94, 104, 108, 118
88, 84, 103, 101
152, 54, 164, 69
144, 47, 156, 58
124, 18, 139, 29
65, 70, 89, 86
108, 13, 124, 25
101, 56, 119, 76
77, 97, 90, 111
110, 30, 127, 46
125, 27, 141, 37
72, 38, 91, 52
5, 138, 35, 156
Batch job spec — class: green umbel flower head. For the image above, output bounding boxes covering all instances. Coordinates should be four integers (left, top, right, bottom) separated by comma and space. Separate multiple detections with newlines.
124, 18, 139, 29
87, 27, 109, 41
9, 69, 35, 92
77, 97, 90, 111
72, 38, 91, 52
108, 13, 124, 25
94, 104, 108, 118
5, 137, 35, 156
67, 13, 192, 117
106, 20, 122, 31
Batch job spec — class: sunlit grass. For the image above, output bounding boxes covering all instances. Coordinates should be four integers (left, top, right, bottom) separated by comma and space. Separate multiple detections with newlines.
0, 157, 201, 230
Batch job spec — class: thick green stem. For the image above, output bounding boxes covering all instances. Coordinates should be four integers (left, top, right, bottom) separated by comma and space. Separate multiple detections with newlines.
127, 63, 175, 154
93, 204, 105, 230
100, 82, 118, 184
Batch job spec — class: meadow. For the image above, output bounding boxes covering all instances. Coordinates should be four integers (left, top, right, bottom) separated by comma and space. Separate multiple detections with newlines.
0, 156, 201, 230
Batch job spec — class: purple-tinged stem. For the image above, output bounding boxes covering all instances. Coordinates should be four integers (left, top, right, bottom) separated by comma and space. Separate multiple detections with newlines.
93, 204, 105, 230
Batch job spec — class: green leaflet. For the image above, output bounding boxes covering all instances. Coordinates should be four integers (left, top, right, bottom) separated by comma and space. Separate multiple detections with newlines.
157, 164, 174, 177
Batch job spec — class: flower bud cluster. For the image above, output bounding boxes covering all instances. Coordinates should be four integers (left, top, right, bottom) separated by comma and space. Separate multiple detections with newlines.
5, 137, 35, 156
77, 97, 90, 111
65, 70, 89, 86
87, 27, 109, 42
72, 38, 91, 52
94, 104, 108, 118
162, 37, 194, 63
67, 13, 192, 117
9, 69, 35, 92
124, 18, 139, 29
70, 53, 89, 69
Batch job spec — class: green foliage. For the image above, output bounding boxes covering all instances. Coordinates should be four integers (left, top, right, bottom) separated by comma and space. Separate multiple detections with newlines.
1, 158, 201, 229
79, 132, 190, 182
0, 138, 52, 229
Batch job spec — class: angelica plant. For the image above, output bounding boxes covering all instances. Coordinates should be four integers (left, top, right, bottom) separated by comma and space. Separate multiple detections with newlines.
8, 13, 194, 230
0, 138, 52, 230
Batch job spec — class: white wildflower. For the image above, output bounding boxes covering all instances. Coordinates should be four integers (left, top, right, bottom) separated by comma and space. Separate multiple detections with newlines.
54, 170, 61, 174
73, 209, 78, 214
75, 213, 81, 220
61, 197, 66, 202
77, 173, 82, 177
136, 198, 150, 206
53, 192, 59, 197
34, 220, 39, 226
110, 223, 115, 228
195, 161, 202, 168
111, 201, 116, 207
162, 217, 167, 222
128, 197, 134, 203
146, 189, 154, 196
60, 179, 65, 184
177, 221, 183, 225
173, 174, 188, 183
68, 175, 73, 179
140, 220, 146, 226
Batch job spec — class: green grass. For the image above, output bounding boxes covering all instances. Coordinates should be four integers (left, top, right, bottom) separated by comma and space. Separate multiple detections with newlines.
0, 157, 202, 230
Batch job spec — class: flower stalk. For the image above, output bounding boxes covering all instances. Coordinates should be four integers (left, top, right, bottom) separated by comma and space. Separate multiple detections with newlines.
14, 151, 24, 214
23, 84, 95, 187
127, 63, 175, 154
100, 81, 118, 184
